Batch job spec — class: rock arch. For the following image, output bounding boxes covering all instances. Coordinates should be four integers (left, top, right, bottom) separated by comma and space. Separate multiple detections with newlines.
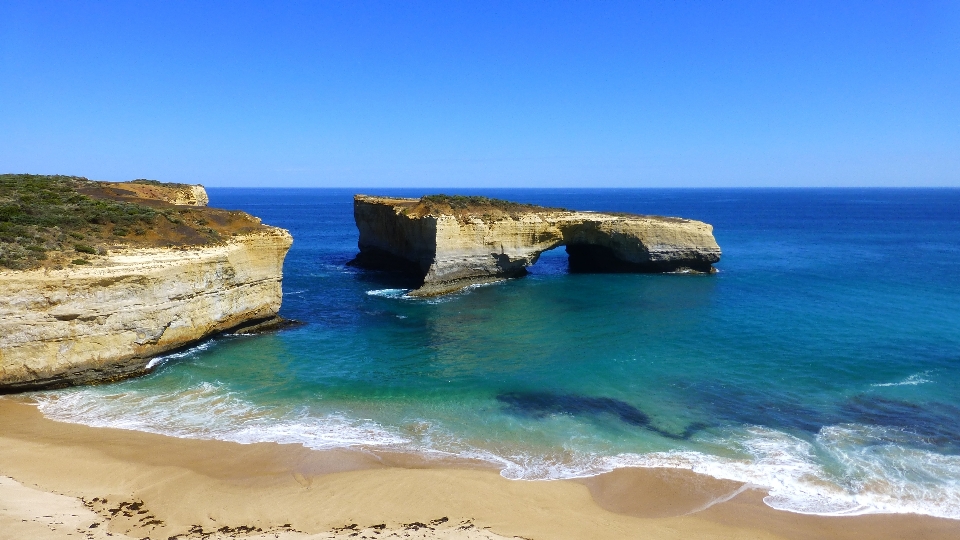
349, 195, 721, 297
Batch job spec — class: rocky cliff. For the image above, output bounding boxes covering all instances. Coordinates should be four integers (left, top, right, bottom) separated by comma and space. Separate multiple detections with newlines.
82, 180, 210, 207
350, 195, 722, 296
0, 176, 292, 392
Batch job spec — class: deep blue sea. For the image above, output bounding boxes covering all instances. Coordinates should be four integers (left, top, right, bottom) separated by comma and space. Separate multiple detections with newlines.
33, 189, 960, 519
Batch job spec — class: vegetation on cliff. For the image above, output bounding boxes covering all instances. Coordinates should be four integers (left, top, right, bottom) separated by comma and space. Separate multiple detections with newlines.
0, 174, 267, 270
130, 178, 193, 189
421, 194, 539, 210
409, 194, 564, 221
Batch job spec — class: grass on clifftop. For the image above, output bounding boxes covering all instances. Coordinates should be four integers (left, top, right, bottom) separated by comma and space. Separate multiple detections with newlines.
421, 194, 538, 211
0, 174, 160, 269
0, 174, 265, 270
413, 194, 564, 220
400, 194, 678, 223
130, 178, 194, 189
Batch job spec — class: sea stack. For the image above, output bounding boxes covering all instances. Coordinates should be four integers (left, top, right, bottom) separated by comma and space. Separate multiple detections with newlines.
350, 194, 721, 296
0, 175, 292, 392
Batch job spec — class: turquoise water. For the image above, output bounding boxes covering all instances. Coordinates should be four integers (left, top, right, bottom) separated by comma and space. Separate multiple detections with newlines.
33, 189, 960, 518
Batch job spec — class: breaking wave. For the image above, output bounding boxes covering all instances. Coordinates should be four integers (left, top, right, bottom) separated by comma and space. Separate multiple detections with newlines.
365, 288, 409, 298
31, 387, 960, 521
871, 372, 933, 387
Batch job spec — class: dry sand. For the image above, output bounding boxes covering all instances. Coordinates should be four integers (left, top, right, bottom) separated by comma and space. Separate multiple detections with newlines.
1, 398, 958, 540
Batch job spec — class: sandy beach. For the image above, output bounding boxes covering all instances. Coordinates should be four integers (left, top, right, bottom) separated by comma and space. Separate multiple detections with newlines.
1, 398, 957, 540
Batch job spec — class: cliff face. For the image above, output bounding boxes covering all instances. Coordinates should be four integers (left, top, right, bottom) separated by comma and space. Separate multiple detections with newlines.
352, 195, 721, 296
0, 178, 293, 392
79, 181, 209, 207
0, 230, 292, 391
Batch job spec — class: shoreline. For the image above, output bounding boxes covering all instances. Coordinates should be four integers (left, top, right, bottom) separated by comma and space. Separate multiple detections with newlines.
2, 398, 958, 539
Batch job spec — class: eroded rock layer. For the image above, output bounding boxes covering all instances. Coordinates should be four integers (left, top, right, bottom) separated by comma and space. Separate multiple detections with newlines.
80, 180, 210, 207
0, 180, 292, 392
351, 195, 722, 296
0, 230, 291, 391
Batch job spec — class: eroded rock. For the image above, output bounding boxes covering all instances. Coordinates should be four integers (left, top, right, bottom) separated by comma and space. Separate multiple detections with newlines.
350, 195, 721, 296
0, 180, 292, 392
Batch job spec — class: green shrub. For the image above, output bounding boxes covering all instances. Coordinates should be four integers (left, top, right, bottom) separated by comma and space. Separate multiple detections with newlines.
131, 179, 192, 188
0, 174, 232, 270
421, 194, 543, 211
71, 258, 89, 265
0, 174, 158, 268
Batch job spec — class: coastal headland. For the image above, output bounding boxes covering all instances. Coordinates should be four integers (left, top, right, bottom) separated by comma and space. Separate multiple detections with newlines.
349, 194, 721, 296
0, 175, 292, 392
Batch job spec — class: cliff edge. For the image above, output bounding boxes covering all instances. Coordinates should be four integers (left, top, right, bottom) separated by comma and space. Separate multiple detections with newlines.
0, 175, 292, 392
350, 194, 721, 296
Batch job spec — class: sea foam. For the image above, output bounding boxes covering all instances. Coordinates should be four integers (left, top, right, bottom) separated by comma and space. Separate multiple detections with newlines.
365, 288, 409, 298
144, 341, 214, 370
33, 383, 408, 450
31, 386, 960, 521
871, 371, 933, 387
490, 425, 960, 520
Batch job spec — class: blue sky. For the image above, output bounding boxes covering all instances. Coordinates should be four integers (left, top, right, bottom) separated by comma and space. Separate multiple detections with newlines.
1, 1, 958, 187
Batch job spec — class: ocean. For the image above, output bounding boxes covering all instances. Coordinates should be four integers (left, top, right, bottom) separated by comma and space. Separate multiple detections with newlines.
30, 188, 960, 519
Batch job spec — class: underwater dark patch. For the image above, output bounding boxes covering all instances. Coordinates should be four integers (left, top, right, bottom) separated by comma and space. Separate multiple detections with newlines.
686, 382, 830, 434
497, 391, 651, 425
686, 384, 960, 453
840, 396, 960, 453
496, 391, 706, 440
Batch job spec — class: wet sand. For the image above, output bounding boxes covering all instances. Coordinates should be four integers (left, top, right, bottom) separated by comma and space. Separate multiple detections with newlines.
1, 398, 958, 540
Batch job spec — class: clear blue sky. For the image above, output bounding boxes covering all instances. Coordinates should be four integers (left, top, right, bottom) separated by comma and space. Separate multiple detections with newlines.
1, 1, 958, 187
